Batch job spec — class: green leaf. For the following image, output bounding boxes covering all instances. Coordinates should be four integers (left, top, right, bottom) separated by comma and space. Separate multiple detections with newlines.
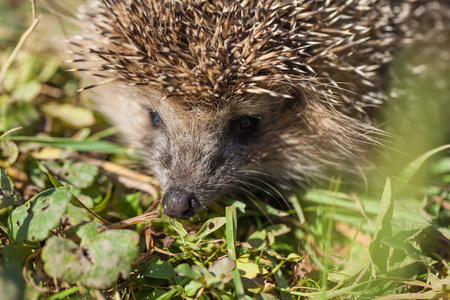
254, 294, 280, 300
77, 221, 100, 243
328, 243, 370, 284
369, 178, 394, 274
141, 260, 176, 283
0, 264, 26, 300
237, 254, 266, 278
3, 244, 33, 267
265, 224, 291, 237
61, 161, 98, 189
209, 257, 236, 277
288, 193, 306, 224
41, 103, 96, 128
41, 237, 83, 283
0, 99, 39, 135
220, 198, 246, 213
394, 144, 450, 195
185, 280, 203, 297
116, 191, 142, 219
42, 223, 139, 289
0, 140, 19, 165
8, 187, 72, 243
0, 168, 23, 209
12, 81, 41, 101
37, 163, 64, 188
196, 217, 226, 241
380, 229, 430, 266
175, 264, 199, 280
169, 218, 188, 243
247, 230, 267, 250
6, 201, 30, 244
65, 203, 90, 225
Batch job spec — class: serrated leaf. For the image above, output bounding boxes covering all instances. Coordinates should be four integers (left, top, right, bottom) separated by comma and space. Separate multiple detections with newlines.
42, 224, 139, 289
8, 187, 72, 243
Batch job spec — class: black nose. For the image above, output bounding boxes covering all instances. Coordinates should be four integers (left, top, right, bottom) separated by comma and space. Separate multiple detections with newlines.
162, 187, 198, 219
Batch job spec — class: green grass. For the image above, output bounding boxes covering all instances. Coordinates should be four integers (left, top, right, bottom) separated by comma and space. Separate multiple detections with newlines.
0, 2, 449, 299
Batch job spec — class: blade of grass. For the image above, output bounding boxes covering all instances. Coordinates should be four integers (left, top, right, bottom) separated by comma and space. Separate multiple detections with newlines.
369, 178, 393, 275
7, 136, 128, 155
46, 287, 81, 300
268, 256, 295, 300
394, 144, 450, 196
288, 194, 305, 225
0, 127, 23, 140
226, 205, 245, 299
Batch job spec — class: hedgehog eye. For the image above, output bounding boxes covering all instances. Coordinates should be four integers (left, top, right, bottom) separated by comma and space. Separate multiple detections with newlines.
231, 116, 259, 136
149, 110, 163, 128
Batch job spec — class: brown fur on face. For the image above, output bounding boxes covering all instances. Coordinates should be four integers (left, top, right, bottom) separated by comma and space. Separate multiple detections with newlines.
74, 0, 449, 219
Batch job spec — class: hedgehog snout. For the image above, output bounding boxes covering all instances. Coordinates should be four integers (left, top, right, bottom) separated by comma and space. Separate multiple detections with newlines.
162, 187, 199, 219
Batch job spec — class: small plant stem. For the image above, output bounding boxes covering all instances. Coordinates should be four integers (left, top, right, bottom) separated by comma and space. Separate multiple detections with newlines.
31, 0, 37, 20
0, 7, 42, 85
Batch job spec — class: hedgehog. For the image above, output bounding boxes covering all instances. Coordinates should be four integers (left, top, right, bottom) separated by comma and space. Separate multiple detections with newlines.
72, 0, 449, 219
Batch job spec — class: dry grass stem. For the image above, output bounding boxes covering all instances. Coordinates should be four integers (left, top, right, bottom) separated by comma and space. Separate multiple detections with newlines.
0, 4, 41, 85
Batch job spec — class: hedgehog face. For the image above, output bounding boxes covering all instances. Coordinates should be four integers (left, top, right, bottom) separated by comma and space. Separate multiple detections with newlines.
141, 94, 299, 219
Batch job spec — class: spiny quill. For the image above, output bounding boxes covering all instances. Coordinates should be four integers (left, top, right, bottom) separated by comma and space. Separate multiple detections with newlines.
74, 0, 405, 115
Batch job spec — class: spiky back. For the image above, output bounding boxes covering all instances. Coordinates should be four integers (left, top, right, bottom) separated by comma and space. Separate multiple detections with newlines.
79, 0, 407, 115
